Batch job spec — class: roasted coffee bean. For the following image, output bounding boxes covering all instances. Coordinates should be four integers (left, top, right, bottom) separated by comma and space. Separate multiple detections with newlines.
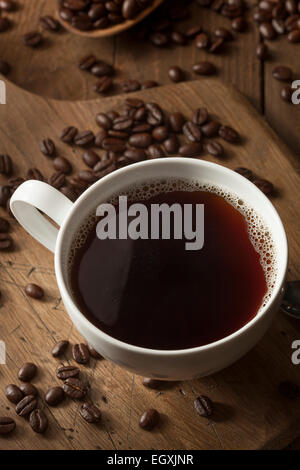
163, 135, 179, 154
142, 378, 164, 389
0, 59, 11, 75
74, 130, 95, 146
60, 126, 78, 143
23, 31, 43, 47
60, 185, 78, 202
195, 32, 210, 49
72, 343, 90, 364
234, 167, 253, 179
94, 76, 113, 94
95, 130, 109, 147
185, 25, 202, 38
122, 0, 140, 19
0, 217, 9, 233
147, 144, 165, 159
102, 137, 126, 153
80, 402, 101, 423
123, 148, 147, 162
56, 365, 80, 380
201, 121, 220, 137
45, 386, 65, 406
88, 3, 106, 20
8, 176, 24, 191
0, 417, 16, 435
206, 141, 223, 157
52, 340, 69, 358
193, 61, 216, 75
16, 395, 37, 417
256, 43, 268, 60
133, 106, 147, 121
91, 62, 114, 77
232, 17, 247, 31
146, 103, 164, 126
18, 362, 37, 382
25, 283, 44, 300
96, 113, 112, 129
219, 125, 239, 143
5, 384, 24, 404
272, 65, 292, 81
113, 116, 133, 131
125, 97, 144, 108
69, 176, 88, 192
149, 32, 169, 47
27, 168, 44, 181
79, 54, 97, 71
86, 344, 102, 359
40, 138, 56, 157
29, 409, 48, 433
214, 27, 233, 41
78, 170, 98, 184
169, 112, 185, 133
72, 15, 93, 31
288, 28, 300, 42
259, 22, 276, 39
179, 142, 202, 157
132, 123, 152, 133
152, 126, 169, 142
19, 383, 38, 397
0, 1, 16, 12
39, 15, 61, 32
272, 19, 286, 34
221, 4, 243, 18
141, 80, 158, 89
60, 8, 74, 22
183, 121, 202, 143
63, 377, 87, 399
64, 0, 88, 11
139, 408, 160, 430
53, 156, 72, 174
49, 171, 65, 189
253, 178, 274, 195
278, 380, 300, 399
209, 37, 225, 53
121, 79, 141, 93
0, 233, 13, 250
194, 395, 213, 417
0, 154, 12, 175
82, 150, 100, 168
168, 65, 185, 83
192, 108, 209, 126
129, 133, 153, 148
0, 17, 10, 32
171, 31, 187, 46
281, 84, 293, 102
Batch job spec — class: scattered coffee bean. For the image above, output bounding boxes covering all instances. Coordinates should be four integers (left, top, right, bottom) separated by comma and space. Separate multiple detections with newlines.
179, 142, 202, 157
281, 84, 293, 102
147, 144, 165, 158
219, 125, 239, 143
288, 28, 300, 42
74, 130, 95, 146
194, 395, 214, 417
139, 408, 160, 430
163, 135, 180, 154
0, 233, 13, 250
121, 79, 141, 93
193, 61, 216, 75
60, 185, 78, 201
232, 17, 247, 31
78, 169, 98, 184
0, 1, 16, 12
192, 107, 209, 126
40, 138, 56, 158
129, 133, 152, 148
80, 402, 101, 423
29, 409, 48, 433
209, 37, 225, 53
0, 416, 16, 435
142, 378, 164, 389
19, 383, 38, 397
0, 59, 10, 75
94, 76, 113, 94
253, 178, 274, 195
259, 22, 276, 39
169, 112, 185, 133
18, 362, 37, 382
206, 141, 223, 157
0, 16, 10, 32
60, 126, 78, 144
123, 148, 147, 162
5, 384, 24, 404
45, 387, 65, 406
141, 80, 158, 89
0, 154, 12, 175
39, 15, 61, 32
168, 65, 185, 83
195, 32, 210, 49
79, 54, 97, 71
152, 126, 169, 142
183, 121, 202, 143
49, 171, 66, 189
63, 377, 87, 400
86, 344, 102, 359
272, 65, 293, 81
16, 395, 37, 417
25, 283, 44, 300
0, 217, 10, 233
27, 168, 44, 181
57, 365, 80, 380
23, 31, 43, 47
52, 340, 69, 358
201, 121, 220, 137
234, 167, 253, 179
214, 26, 233, 41
72, 343, 90, 364
256, 43, 268, 60
53, 157, 72, 175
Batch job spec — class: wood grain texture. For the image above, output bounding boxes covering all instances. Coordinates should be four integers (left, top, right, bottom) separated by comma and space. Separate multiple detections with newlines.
0, 79, 299, 450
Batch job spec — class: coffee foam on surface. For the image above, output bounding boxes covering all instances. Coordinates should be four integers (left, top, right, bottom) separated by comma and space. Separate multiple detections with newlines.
68, 178, 277, 312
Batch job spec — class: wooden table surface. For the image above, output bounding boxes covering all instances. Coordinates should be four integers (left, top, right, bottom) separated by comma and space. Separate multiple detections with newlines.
0, 0, 300, 451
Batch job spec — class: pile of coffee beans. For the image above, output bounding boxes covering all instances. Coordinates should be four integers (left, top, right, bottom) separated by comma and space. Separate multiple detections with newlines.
58, 0, 154, 31
272, 65, 295, 103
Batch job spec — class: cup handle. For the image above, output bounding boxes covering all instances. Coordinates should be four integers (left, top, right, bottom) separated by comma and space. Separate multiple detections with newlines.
10, 180, 74, 253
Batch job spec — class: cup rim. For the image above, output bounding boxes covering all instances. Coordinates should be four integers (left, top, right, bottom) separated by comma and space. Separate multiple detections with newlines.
55, 158, 288, 357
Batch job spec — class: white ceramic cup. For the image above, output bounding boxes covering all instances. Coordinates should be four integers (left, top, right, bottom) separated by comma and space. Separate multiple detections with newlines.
10, 158, 288, 380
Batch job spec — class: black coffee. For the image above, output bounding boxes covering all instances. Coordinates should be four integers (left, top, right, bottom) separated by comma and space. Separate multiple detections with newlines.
69, 181, 273, 350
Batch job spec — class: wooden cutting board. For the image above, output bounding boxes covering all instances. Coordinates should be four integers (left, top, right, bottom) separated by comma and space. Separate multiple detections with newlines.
0, 79, 300, 450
